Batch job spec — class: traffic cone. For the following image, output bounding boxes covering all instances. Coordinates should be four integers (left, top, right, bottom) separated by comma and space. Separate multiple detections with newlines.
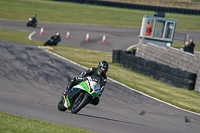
102, 34, 106, 43
85, 33, 89, 41
40, 26, 44, 35
66, 30, 70, 39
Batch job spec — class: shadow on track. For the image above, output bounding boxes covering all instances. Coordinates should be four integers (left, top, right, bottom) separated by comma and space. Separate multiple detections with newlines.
76, 113, 150, 127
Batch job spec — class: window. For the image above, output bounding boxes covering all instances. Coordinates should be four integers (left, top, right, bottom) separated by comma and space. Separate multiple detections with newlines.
153, 20, 165, 38
165, 22, 174, 39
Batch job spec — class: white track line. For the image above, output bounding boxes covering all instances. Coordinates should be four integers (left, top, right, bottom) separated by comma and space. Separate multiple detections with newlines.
126, 44, 138, 51
38, 46, 200, 116
28, 31, 36, 40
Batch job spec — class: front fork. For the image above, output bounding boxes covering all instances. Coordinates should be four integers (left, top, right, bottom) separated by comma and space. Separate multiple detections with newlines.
63, 88, 83, 109
63, 84, 69, 95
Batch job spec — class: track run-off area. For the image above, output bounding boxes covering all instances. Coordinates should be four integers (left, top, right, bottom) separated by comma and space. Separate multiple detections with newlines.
0, 19, 200, 133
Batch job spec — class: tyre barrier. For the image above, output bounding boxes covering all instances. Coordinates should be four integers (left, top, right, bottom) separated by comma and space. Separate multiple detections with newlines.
61, 0, 200, 15
112, 50, 121, 63
112, 50, 197, 90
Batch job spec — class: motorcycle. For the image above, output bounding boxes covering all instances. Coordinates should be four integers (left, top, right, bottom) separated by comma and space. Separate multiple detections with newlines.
26, 18, 37, 27
43, 36, 60, 46
57, 76, 101, 114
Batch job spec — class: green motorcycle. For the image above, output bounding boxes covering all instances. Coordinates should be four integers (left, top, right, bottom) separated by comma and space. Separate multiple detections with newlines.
57, 76, 101, 114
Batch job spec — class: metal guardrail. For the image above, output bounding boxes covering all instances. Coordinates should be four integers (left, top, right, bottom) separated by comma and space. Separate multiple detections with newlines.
56, 0, 200, 15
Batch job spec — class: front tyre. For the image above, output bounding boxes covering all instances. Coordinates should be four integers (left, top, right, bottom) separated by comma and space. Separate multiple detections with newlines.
43, 41, 49, 46
57, 96, 67, 111
71, 94, 90, 114
26, 22, 30, 27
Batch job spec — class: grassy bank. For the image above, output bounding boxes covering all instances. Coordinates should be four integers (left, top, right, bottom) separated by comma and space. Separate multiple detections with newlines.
0, 0, 200, 30
0, 112, 94, 133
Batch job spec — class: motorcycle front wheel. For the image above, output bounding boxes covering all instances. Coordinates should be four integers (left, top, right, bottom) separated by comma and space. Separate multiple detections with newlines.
26, 22, 30, 27
71, 93, 90, 114
57, 96, 67, 112
43, 40, 49, 46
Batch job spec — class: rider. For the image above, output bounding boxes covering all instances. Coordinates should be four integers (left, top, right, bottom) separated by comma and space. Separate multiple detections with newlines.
63, 60, 109, 105
31, 14, 37, 24
50, 33, 61, 46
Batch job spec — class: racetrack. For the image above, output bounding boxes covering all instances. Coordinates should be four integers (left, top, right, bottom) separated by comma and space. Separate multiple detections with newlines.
1, 19, 200, 133
1, 19, 200, 52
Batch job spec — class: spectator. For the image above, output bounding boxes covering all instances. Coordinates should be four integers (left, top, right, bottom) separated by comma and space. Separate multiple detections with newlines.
183, 39, 195, 54
145, 21, 152, 35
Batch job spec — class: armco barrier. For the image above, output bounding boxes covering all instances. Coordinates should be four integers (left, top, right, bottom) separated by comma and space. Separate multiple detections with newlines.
57, 0, 200, 15
112, 50, 197, 90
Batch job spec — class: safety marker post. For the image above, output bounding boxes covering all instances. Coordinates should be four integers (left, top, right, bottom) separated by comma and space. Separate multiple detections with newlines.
85, 32, 89, 41
40, 26, 44, 35
66, 30, 70, 39
102, 34, 106, 43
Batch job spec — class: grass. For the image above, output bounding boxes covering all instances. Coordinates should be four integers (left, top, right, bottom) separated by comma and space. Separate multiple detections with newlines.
0, 0, 200, 132
0, 0, 200, 30
0, 112, 94, 133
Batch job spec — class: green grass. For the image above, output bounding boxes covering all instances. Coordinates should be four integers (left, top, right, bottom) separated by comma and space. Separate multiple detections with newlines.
1, 0, 200, 132
0, 0, 200, 30
0, 112, 94, 133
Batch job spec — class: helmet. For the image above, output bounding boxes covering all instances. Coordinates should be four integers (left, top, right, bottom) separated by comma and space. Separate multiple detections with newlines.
33, 14, 36, 18
98, 60, 109, 74
56, 33, 60, 36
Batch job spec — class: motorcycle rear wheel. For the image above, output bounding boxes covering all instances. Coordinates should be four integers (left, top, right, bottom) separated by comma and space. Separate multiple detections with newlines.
57, 96, 67, 111
71, 93, 90, 114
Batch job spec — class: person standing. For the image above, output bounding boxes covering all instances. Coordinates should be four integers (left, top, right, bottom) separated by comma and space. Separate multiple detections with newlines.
183, 39, 195, 54
145, 21, 152, 35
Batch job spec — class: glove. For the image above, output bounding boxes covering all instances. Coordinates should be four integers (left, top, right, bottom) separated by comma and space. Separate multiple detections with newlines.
78, 75, 83, 78
76, 76, 86, 82
98, 92, 102, 97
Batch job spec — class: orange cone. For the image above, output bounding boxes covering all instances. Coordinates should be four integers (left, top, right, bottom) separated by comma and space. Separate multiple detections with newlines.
85, 33, 89, 41
66, 30, 70, 39
40, 26, 44, 35
102, 34, 106, 43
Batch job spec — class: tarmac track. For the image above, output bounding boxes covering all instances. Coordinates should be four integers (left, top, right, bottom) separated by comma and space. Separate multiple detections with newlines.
0, 19, 200, 133
1, 19, 200, 52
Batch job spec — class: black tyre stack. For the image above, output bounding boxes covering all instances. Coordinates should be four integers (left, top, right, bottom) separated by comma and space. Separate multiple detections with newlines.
112, 50, 197, 90
112, 50, 122, 63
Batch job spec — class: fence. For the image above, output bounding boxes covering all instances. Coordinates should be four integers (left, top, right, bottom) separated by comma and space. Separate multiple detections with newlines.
56, 0, 200, 15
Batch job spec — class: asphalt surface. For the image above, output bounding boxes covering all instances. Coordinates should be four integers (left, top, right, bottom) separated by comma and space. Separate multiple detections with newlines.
1, 19, 200, 52
1, 19, 200, 133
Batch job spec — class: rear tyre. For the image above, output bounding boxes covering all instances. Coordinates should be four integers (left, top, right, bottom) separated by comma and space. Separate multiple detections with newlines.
57, 96, 67, 111
71, 94, 90, 114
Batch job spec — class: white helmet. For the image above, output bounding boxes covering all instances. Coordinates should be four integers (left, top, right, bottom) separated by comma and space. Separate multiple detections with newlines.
56, 33, 60, 36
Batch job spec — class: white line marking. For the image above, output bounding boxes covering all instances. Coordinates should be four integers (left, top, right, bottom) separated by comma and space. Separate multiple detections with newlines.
28, 31, 36, 40
38, 46, 200, 116
126, 44, 138, 51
